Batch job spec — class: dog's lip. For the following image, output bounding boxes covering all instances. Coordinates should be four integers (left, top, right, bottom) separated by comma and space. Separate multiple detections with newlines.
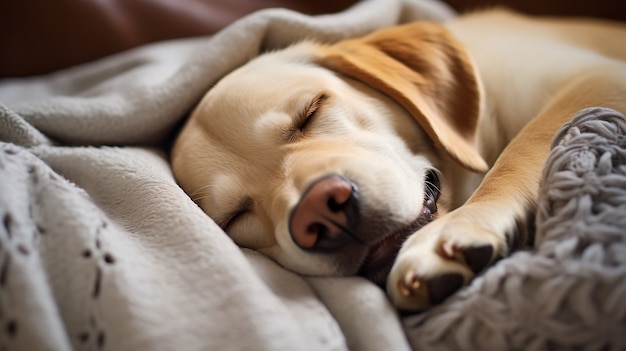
358, 219, 422, 277
358, 196, 438, 285
364, 234, 403, 267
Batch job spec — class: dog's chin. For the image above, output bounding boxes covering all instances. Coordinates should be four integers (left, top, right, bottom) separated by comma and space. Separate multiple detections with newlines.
358, 196, 438, 286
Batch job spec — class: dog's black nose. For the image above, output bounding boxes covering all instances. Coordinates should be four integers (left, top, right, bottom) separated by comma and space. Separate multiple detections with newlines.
289, 175, 359, 251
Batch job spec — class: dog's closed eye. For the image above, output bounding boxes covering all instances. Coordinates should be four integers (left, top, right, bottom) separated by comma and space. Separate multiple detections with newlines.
293, 94, 328, 136
220, 210, 249, 230
219, 197, 253, 230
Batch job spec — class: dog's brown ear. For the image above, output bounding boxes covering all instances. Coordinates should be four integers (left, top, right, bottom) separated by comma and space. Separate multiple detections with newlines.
315, 22, 488, 172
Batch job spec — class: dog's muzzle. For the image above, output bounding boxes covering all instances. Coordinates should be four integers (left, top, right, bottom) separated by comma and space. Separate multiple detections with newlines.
288, 170, 441, 286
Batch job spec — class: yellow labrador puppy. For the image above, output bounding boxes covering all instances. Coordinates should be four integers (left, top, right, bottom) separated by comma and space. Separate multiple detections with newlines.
172, 9, 626, 311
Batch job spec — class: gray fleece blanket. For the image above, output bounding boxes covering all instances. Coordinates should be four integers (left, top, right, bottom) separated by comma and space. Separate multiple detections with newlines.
1, 0, 625, 350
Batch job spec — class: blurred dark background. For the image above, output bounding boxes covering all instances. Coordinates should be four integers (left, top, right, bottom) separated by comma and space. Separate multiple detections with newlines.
1, 0, 624, 78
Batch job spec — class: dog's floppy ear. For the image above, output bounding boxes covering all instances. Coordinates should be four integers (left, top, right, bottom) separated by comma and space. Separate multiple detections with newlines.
315, 22, 488, 172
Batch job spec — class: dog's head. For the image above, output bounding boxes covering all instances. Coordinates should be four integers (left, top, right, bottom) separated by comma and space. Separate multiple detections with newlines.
172, 21, 486, 285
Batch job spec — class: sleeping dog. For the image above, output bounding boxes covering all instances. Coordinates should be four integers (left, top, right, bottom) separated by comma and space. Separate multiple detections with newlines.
171, 9, 626, 311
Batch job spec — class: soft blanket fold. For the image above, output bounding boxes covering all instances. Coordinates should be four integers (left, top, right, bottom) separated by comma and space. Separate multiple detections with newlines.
1, 0, 625, 350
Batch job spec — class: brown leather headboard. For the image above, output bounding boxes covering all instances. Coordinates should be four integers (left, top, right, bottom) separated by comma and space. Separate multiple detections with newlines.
0, 0, 356, 78
1, 0, 624, 78
447, 0, 626, 21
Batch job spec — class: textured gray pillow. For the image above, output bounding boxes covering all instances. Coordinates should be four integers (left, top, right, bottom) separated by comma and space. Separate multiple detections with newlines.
404, 107, 626, 351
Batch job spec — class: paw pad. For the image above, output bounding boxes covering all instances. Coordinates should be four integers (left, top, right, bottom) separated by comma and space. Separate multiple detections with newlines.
463, 245, 494, 273
427, 272, 464, 304
440, 241, 494, 274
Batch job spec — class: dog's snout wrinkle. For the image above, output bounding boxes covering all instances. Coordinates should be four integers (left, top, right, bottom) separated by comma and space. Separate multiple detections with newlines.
289, 175, 360, 251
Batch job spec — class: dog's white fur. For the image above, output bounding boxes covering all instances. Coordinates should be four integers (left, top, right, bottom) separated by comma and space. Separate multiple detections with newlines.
172, 9, 626, 311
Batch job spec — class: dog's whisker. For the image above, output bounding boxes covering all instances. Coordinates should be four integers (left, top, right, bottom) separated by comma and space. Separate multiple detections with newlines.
189, 184, 220, 201
425, 181, 440, 191
191, 193, 216, 202
189, 183, 219, 197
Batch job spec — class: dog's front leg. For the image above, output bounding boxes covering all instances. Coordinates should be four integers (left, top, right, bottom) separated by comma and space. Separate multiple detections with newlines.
387, 70, 626, 311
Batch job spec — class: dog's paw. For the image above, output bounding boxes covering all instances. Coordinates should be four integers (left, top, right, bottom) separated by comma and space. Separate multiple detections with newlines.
386, 203, 518, 311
